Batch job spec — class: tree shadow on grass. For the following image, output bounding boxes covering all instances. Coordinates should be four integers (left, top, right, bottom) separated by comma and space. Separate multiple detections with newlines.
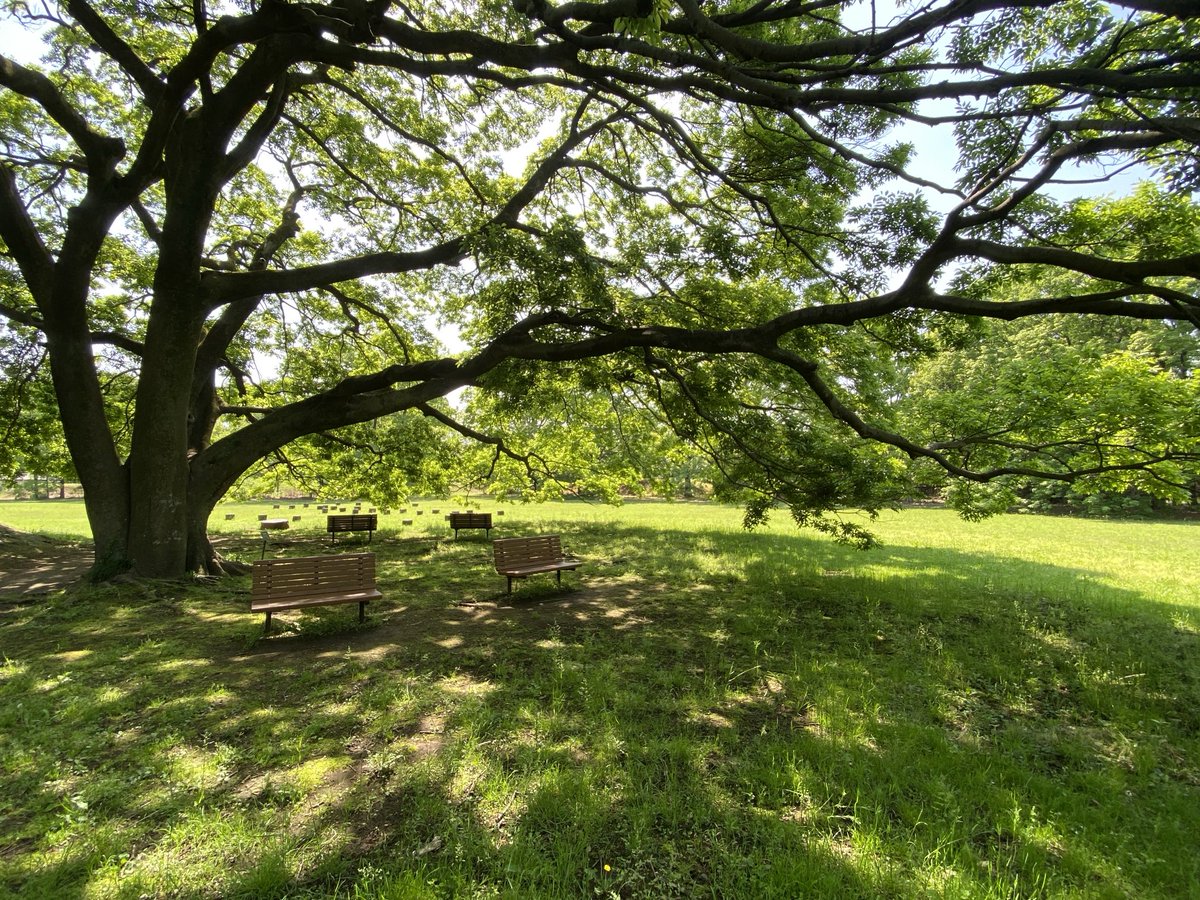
2, 520, 1197, 897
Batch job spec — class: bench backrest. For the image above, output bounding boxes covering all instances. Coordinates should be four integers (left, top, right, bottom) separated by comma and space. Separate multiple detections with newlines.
327, 513, 377, 532
449, 512, 492, 527
251, 553, 376, 605
493, 535, 563, 570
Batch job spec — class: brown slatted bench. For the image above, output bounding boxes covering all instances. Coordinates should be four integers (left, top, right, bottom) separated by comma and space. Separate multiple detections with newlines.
327, 513, 377, 544
449, 511, 492, 538
492, 535, 580, 594
250, 552, 381, 632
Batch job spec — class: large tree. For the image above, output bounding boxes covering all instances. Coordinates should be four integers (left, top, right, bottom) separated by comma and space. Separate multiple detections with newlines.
0, 0, 1197, 576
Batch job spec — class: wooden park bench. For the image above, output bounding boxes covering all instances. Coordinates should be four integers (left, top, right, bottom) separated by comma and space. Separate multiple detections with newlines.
448, 511, 492, 539
492, 535, 580, 594
327, 513, 377, 544
250, 552, 381, 632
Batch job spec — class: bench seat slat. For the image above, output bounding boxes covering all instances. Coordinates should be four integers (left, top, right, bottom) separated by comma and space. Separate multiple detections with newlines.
496, 561, 579, 576
257, 579, 373, 594
252, 584, 377, 601
259, 565, 369, 577
254, 578, 374, 594
251, 589, 382, 612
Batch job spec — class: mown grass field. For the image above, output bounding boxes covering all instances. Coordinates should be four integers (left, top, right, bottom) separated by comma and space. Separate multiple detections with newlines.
1, 499, 1197, 898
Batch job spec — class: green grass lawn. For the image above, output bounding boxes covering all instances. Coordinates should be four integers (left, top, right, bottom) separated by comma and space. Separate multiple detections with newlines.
1, 500, 1197, 898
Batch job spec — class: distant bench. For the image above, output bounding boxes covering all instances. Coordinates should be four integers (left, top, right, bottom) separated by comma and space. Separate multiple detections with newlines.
327, 513, 377, 544
250, 552, 381, 632
493, 535, 580, 594
449, 511, 492, 538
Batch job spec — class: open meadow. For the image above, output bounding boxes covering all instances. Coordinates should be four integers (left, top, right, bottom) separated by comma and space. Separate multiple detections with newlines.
1, 500, 1197, 898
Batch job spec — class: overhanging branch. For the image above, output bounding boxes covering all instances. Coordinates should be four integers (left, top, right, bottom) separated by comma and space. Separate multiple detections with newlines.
416, 402, 556, 484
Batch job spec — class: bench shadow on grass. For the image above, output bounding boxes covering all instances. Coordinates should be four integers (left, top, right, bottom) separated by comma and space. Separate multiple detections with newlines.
3, 521, 1197, 897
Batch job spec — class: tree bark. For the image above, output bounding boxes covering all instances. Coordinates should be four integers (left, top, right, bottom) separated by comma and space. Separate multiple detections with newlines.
184, 497, 249, 577
122, 95, 226, 576
44, 233, 132, 576
125, 303, 204, 577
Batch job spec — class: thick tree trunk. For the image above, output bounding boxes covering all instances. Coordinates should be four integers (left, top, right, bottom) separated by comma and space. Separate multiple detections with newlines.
72, 456, 252, 581
185, 500, 249, 577
44, 278, 131, 576
124, 109, 218, 577
125, 297, 205, 577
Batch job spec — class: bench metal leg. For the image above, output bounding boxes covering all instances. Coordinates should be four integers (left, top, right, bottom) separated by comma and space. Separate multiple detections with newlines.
264, 611, 272, 633
507, 575, 514, 594
556, 570, 562, 585
359, 601, 367, 622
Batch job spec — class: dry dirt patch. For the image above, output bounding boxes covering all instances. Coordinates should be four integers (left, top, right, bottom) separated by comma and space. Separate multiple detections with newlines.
0, 525, 94, 600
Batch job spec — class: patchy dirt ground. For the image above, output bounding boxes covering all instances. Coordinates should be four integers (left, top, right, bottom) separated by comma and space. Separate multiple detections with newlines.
0, 525, 94, 598
0, 526, 656, 653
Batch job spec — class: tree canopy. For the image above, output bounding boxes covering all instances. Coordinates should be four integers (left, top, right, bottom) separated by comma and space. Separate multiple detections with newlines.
0, 0, 1197, 576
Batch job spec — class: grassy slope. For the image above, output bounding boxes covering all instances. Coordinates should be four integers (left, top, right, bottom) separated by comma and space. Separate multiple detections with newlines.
0, 500, 1197, 898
